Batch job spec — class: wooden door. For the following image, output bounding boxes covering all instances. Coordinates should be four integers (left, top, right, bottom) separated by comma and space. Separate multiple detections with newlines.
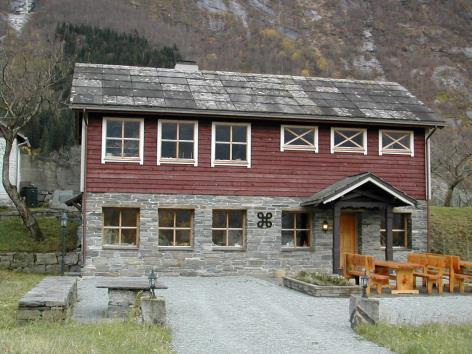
340, 213, 357, 269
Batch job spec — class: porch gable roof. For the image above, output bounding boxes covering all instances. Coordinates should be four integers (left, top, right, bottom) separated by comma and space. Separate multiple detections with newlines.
300, 172, 416, 207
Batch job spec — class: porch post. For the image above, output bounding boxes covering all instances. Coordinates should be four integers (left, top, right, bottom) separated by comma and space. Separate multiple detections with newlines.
385, 206, 393, 261
333, 204, 341, 274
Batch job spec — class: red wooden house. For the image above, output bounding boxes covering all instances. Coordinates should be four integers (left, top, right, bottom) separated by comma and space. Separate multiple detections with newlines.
70, 61, 444, 276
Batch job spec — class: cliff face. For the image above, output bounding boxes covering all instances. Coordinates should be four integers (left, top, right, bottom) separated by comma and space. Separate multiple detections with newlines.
17, 0, 472, 122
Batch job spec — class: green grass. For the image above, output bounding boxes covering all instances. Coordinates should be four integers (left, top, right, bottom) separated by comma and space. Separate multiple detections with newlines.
357, 323, 472, 354
0, 217, 78, 252
431, 206, 472, 261
0, 270, 173, 354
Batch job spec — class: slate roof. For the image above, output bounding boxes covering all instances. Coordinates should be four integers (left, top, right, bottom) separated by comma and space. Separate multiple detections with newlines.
70, 63, 444, 127
300, 172, 416, 207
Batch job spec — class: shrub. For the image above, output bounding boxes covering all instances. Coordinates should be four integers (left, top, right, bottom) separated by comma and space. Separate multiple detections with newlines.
295, 271, 350, 286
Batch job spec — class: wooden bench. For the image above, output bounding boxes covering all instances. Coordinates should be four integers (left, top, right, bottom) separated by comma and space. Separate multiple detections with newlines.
17, 276, 77, 323
96, 277, 167, 317
407, 253, 449, 294
343, 253, 390, 295
450, 256, 472, 294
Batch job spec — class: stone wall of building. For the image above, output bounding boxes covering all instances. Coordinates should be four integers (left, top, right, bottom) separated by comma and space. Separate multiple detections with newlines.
84, 192, 428, 276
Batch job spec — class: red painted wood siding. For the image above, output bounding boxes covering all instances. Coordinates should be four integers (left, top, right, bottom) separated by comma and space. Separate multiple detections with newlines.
85, 114, 426, 199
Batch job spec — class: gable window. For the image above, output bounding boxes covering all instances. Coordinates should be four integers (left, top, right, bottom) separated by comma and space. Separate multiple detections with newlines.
157, 120, 198, 165
102, 118, 144, 164
380, 213, 411, 248
158, 209, 193, 247
281, 212, 312, 248
211, 123, 251, 167
212, 210, 245, 248
331, 128, 367, 154
281, 125, 318, 152
379, 130, 414, 156
102, 207, 139, 247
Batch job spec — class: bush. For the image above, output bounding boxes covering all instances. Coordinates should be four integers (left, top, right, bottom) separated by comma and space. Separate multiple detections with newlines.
295, 271, 350, 286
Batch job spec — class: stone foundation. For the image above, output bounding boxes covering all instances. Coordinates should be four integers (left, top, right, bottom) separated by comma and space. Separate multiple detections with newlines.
84, 192, 427, 276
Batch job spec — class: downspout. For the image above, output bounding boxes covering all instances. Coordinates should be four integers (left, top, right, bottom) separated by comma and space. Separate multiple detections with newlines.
81, 109, 88, 267
425, 126, 438, 252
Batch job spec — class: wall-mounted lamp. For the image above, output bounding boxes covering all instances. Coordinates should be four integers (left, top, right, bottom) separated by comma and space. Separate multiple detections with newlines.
322, 220, 329, 232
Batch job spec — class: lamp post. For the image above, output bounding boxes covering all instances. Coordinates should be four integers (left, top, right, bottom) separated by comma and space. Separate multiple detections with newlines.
148, 269, 158, 298
60, 212, 68, 276
360, 270, 369, 298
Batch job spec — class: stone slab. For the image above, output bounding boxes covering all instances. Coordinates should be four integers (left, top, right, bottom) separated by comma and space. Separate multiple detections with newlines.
283, 276, 361, 297
18, 276, 77, 308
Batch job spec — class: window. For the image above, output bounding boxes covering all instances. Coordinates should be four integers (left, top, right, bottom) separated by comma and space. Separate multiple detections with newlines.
281, 125, 318, 152
158, 209, 193, 247
331, 128, 367, 154
379, 130, 414, 156
211, 123, 251, 167
281, 212, 311, 248
102, 208, 139, 247
157, 120, 198, 165
380, 213, 411, 248
212, 210, 245, 248
102, 118, 144, 164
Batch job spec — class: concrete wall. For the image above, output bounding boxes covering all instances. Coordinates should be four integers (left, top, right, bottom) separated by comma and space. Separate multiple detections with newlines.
0, 138, 19, 206
83, 192, 428, 277
20, 154, 80, 192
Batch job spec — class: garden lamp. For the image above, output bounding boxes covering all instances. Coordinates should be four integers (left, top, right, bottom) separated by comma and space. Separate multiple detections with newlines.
61, 212, 68, 228
360, 270, 369, 298
148, 269, 158, 298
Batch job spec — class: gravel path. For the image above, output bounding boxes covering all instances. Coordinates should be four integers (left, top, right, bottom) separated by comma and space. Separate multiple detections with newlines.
160, 276, 389, 354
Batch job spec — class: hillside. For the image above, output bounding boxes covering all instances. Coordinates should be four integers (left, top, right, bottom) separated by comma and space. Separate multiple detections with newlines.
19, 0, 470, 122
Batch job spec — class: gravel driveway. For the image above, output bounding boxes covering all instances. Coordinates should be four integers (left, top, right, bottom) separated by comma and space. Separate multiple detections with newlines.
160, 276, 389, 354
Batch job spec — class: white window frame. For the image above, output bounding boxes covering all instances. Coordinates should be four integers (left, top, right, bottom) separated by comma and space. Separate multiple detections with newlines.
211, 122, 251, 168
379, 130, 414, 157
157, 120, 198, 166
101, 117, 144, 164
330, 127, 367, 155
280, 125, 318, 152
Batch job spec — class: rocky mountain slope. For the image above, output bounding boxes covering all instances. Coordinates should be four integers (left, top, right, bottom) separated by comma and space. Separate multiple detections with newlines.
15, 0, 469, 123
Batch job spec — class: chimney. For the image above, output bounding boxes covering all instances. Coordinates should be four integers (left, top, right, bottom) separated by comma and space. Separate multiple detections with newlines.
174, 60, 199, 72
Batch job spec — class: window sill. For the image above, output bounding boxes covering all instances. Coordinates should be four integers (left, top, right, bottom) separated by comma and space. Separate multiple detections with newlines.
102, 159, 142, 164
158, 159, 196, 166
332, 150, 366, 155
102, 245, 139, 251
380, 246, 410, 251
281, 247, 313, 252
212, 161, 250, 168
380, 151, 413, 156
281, 147, 318, 152
211, 246, 245, 252
158, 246, 193, 251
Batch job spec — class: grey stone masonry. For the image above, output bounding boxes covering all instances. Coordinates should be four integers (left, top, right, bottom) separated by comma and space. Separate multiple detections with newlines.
84, 192, 427, 276
0, 251, 82, 273
17, 276, 77, 323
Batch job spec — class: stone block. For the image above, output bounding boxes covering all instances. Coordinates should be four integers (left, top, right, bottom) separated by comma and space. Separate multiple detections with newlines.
45, 265, 61, 274
140, 296, 166, 325
349, 295, 379, 329
64, 253, 79, 265
36, 253, 58, 265
12, 253, 34, 267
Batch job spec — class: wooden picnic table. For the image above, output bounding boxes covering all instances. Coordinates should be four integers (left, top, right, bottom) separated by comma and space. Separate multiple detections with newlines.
460, 260, 472, 269
374, 260, 422, 295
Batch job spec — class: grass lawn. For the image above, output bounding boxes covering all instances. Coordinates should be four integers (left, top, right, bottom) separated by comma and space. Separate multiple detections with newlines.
357, 323, 472, 354
0, 217, 78, 252
0, 270, 173, 354
431, 206, 472, 260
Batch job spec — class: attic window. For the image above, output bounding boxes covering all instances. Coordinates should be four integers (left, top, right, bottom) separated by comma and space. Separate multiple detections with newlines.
281, 125, 318, 152
379, 130, 414, 156
102, 118, 144, 164
331, 128, 367, 154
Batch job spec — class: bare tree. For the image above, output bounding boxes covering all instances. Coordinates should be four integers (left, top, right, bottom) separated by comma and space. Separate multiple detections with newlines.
432, 125, 472, 207
0, 40, 66, 241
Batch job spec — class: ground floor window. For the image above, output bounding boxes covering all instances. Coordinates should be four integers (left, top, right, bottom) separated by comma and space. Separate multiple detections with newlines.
212, 210, 245, 247
158, 209, 193, 247
380, 213, 411, 248
102, 207, 139, 246
281, 211, 311, 248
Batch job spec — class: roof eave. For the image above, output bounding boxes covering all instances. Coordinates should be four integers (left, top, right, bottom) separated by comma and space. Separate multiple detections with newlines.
70, 103, 446, 128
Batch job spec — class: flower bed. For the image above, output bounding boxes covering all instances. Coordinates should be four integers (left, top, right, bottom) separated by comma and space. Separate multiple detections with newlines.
283, 271, 361, 297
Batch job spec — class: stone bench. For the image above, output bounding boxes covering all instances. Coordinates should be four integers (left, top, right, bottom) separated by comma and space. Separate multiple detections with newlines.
17, 276, 77, 323
96, 277, 167, 317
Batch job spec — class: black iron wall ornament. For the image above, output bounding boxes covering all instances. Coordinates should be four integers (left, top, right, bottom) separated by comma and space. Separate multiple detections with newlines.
257, 212, 273, 228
